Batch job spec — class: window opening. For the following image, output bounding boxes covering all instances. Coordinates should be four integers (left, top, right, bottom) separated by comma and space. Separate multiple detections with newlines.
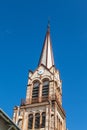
17, 119, 22, 129
28, 114, 33, 129
35, 113, 40, 128
32, 81, 39, 98
41, 112, 46, 128
42, 80, 49, 97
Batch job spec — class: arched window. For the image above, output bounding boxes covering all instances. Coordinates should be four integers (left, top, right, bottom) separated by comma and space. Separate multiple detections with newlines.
35, 113, 40, 128
28, 114, 33, 129
17, 119, 22, 129
51, 114, 54, 129
42, 80, 49, 97
32, 81, 40, 99
41, 112, 46, 128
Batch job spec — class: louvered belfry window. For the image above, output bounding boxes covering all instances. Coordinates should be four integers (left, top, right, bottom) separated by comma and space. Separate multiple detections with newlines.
41, 112, 46, 128
42, 80, 49, 97
35, 113, 40, 128
28, 114, 33, 129
32, 81, 39, 98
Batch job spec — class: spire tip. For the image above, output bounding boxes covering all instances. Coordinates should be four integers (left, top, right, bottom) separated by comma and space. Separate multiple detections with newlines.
47, 20, 50, 32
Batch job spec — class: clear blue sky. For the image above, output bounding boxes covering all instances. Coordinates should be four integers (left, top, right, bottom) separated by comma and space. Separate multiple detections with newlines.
0, 0, 87, 130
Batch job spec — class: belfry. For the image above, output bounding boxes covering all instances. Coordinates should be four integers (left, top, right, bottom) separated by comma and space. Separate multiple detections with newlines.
13, 25, 66, 130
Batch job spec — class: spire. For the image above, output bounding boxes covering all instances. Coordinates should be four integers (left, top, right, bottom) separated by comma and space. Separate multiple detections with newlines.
38, 24, 54, 69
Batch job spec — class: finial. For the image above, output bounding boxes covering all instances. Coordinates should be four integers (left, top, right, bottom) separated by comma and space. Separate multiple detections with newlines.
47, 20, 50, 32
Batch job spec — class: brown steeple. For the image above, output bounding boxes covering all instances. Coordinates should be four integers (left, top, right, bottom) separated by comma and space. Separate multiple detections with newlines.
38, 24, 54, 69
13, 25, 66, 130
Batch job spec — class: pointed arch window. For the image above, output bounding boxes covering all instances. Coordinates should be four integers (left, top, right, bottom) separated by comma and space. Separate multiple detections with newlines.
42, 80, 49, 97
32, 81, 40, 98
17, 119, 22, 129
41, 112, 46, 128
28, 114, 33, 129
35, 113, 40, 128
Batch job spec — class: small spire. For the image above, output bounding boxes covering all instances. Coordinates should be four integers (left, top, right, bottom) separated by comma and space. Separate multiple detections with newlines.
38, 24, 54, 69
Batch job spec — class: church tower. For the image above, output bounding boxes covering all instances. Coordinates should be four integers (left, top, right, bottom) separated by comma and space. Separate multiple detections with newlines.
13, 25, 66, 130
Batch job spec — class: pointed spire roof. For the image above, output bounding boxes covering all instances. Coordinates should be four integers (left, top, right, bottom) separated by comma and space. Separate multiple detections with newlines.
38, 24, 54, 69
